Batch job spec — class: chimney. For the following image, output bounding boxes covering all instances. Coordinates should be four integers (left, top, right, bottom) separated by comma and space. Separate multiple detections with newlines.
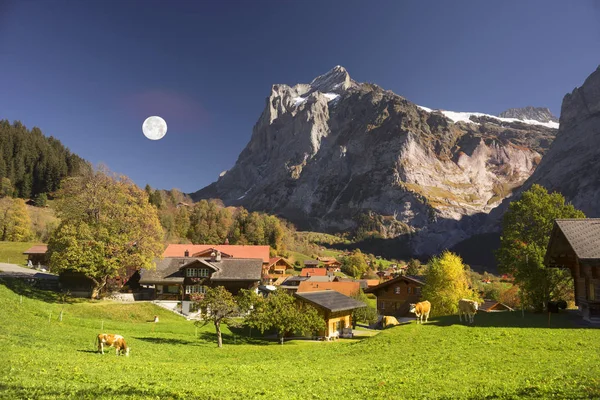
215, 250, 222, 262
211, 251, 217, 262
184, 249, 189, 257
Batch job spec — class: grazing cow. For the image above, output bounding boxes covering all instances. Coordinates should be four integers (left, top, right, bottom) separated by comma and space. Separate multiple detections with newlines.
97, 333, 130, 356
458, 299, 479, 324
326, 331, 340, 341
409, 301, 431, 324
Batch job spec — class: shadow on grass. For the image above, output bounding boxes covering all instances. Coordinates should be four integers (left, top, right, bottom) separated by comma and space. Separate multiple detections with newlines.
76, 350, 99, 354
134, 337, 193, 345
196, 329, 272, 346
0, 382, 192, 399
426, 310, 597, 329
0, 278, 77, 304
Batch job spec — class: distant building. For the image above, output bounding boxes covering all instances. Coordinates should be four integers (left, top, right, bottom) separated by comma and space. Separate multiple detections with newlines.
365, 275, 424, 316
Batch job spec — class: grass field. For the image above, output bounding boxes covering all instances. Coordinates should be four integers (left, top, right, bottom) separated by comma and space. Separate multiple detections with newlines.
1, 280, 600, 399
0, 241, 41, 266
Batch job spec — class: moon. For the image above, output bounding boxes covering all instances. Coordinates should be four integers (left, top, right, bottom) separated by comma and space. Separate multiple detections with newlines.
142, 116, 167, 140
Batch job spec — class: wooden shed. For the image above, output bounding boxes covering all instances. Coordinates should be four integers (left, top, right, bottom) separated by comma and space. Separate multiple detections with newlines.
295, 291, 365, 337
545, 218, 600, 322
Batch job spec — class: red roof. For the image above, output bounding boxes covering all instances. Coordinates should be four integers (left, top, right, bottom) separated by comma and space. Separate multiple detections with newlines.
269, 257, 282, 265
300, 268, 327, 277
162, 244, 270, 263
23, 245, 48, 254
297, 281, 360, 297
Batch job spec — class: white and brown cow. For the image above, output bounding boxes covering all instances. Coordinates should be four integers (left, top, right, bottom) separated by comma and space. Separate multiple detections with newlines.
97, 333, 130, 356
409, 300, 431, 324
458, 299, 479, 324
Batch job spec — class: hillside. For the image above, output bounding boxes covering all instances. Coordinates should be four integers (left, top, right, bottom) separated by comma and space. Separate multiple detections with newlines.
1, 281, 599, 399
192, 66, 558, 255
0, 120, 89, 198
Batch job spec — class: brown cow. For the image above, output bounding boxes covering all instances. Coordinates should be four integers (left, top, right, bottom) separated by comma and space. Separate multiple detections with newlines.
409, 301, 431, 324
97, 333, 130, 356
458, 299, 479, 324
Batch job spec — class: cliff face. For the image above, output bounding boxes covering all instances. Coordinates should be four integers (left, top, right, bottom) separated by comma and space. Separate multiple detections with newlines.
490, 65, 600, 221
192, 66, 558, 254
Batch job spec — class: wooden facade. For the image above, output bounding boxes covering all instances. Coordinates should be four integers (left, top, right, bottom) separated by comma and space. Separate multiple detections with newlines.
545, 219, 600, 322
365, 275, 424, 316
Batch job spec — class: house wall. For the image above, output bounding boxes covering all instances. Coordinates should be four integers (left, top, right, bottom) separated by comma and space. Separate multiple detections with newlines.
373, 281, 421, 316
325, 310, 352, 337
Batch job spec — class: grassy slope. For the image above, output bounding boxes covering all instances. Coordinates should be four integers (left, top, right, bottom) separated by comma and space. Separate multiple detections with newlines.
1, 281, 600, 399
0, 241, 41, 266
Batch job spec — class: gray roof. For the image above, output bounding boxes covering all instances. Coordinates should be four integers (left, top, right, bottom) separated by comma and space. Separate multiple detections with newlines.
139, 257, 262, 285
304, 260, 319, 265
295, 290, 366, 313
139, 258, 186, 285
554, 219, 600, 260
209, 258, 262, 281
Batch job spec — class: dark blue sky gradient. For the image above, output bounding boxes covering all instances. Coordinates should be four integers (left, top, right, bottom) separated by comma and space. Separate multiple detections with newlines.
1, 0, 599, 192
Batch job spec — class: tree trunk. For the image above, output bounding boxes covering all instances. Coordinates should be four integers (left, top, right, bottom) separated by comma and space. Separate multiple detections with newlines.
279, 334, 284, 345
215, 321, 223, 348
90, 277, 107, 299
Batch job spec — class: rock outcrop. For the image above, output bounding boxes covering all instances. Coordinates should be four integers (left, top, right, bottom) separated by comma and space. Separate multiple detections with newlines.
489, 65, 600, 221
499, 106, 559, 123
192, 66, 558, 255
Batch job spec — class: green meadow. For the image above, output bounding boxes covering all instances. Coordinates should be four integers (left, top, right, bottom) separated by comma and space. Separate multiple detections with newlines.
1, 281, 599, 399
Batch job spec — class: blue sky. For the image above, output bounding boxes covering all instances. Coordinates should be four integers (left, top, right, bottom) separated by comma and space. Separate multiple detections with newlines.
0, 0, 599, 193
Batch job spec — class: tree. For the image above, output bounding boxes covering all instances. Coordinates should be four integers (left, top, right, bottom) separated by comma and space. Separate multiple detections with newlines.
495, 184, 585, 311
406, 259, 421, 276
422, 251, 478, 316
47, 169, 164, 298
245, 290, 324, 345
32, 193, 48, 207
0, 198, 33, 241
351, 290, 378, 328
0, 178, 14, 197
341, 249, 369, 278
191, 286, 248, 348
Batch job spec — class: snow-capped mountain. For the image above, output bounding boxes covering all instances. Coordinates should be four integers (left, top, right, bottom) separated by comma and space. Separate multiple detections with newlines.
191, 66, 558, 255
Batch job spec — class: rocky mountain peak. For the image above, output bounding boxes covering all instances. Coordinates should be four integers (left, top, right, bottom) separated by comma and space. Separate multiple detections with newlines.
498, 106, 558, 123
307, 65, 355, 94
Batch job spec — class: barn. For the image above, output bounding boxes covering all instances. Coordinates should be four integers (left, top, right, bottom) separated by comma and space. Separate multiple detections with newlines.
545, 218, 600, 323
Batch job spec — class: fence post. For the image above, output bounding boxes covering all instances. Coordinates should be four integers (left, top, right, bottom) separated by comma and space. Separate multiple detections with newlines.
48, 311, 52, 323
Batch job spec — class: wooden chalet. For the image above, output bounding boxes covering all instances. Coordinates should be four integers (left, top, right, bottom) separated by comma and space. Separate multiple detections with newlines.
304, 260, 320, 268
139, 251, 262, 302
545, 219, 600, 322
263, 257, 294, 284
162, 244, 270, 266
479, 300, 514, 313
23, 244, 48, 266
317, 257, 342, 272
295, 290, 365, 337
365, 275, 424, 316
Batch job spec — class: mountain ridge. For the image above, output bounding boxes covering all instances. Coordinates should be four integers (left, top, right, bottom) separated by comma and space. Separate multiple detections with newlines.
191, 66, 558, 255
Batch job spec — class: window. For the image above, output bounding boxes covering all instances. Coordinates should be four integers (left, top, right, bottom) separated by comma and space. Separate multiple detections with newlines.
590, 282, 596, 301
187, 268, 210, 278
185, 285, 207, 294
407, 287, 413, 295
165, 285, 179, 294
416, 287, 421, 295
394, 286, 401, 295
186, 268, 197, 277
380, 301, 385, 310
